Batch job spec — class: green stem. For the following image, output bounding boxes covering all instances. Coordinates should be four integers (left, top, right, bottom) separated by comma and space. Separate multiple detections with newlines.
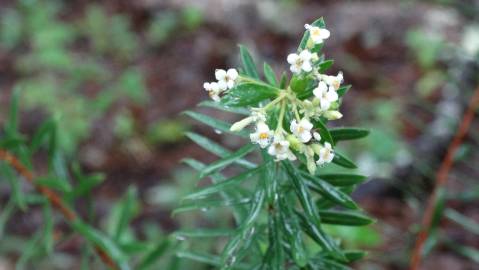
276, 100, 286, 133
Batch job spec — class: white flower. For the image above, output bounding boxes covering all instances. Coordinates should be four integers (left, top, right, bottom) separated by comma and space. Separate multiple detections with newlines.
313, 132, 321, 141
290, 118, 313, 143
322, 72, 343, 90
313, 81, 338, 110
305, 24, 330, 44
268, 135, 296, 161
316, 142, 335, 166
287, 50, 313, 74
250, 122, 273, 148
215, 68, 239, 90
203, 82, 222, 102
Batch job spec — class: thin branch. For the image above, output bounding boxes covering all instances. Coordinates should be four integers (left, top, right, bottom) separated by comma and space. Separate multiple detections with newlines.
410, 87, 479, 270
0, 149, 119, 270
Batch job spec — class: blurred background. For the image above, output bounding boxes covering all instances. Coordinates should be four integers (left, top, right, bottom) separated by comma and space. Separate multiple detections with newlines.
1, 0, 479, 269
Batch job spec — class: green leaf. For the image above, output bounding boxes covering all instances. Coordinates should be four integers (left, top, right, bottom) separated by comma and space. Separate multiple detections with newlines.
337, 85, 351, 97
279, 72, 288, 89
303, 173, 358, 209
137, 239, 170, 270
445, 208, 479, 236
6, 87, 20, 135
185, 132, 255, 169
239, 45, 259, 79
318, 210, 375, 226
318, 60, 334, 73
298, 17, 325, 50
343, 250, 367, 262
185, 165, 262, 200
279, 198, 308, 267
263, 62, 278, 86
332, 152, 357, 169
42, 203, 54, 253
113, 186, 138, 241
330, 128, 370, 143
174, 229, 234, 238
184, 111, 248, 138
317, 173, 367, 187
30, 118, 56, 153
35, 177, 72, 193
221, 82, 280, 107
71, 221, 130, 270
198, 100, 250, 115
199, 144, 256, 178
173, 198, 251, 215
0, 164, 26, 210
177, 251, 250, 269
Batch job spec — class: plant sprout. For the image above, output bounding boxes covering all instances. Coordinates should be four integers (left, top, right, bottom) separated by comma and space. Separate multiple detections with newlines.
177, 17, 373, 269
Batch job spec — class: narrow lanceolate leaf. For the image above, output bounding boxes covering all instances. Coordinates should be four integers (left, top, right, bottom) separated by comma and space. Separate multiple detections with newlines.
239, 45, 260, 79
113, 186, 138, 241
185, 166, 262, 200
332, 152, 357, 169
318, 60, 334, 73
318, 210, 375, 226
137, 239, 170, 270
173, 198, 251, 215
343, 250, 368, 263
185, 132, 256, 169
317, 173, 367, 187
6, 87, 20, 135
183, 111, 248, 138
30, 118, 56, 153
71, 221, 130, 270
221, 82, 280, 107
35, 177, 72, 193
199, 144, 256, 178
263, 62, 278, 86
302, 172, 358, 209
174, 229, 235, 238
177, 251, 251, 270
337, 85, 351, 97
330, 128, 370, 143
279, 198, 308, 267
198, 100, 250, 115
295, 211, 341, 256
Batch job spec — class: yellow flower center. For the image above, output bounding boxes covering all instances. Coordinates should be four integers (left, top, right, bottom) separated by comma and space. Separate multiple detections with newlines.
311, 28, 321, 36
259, 133, 269, 140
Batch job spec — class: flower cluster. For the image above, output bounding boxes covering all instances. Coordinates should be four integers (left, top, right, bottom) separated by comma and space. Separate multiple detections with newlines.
203, 23, 345, 173
203, 68, 239, 101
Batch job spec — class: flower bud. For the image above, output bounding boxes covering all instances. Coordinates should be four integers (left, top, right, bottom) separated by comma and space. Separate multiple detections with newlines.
307, 157, 317, 174
286, 134, 302, 151
324, 110, 343, 120
230, 116, 254, 132
311, 144, 322, 155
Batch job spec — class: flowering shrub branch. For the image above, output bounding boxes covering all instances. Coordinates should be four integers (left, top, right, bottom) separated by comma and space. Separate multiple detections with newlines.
178, 17, 373, 269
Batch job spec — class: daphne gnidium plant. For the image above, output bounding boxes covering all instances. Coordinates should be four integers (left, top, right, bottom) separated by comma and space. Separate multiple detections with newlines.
177, 18, 373, 269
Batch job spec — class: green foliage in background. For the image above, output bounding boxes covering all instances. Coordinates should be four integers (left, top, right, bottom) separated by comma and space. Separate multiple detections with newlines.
0, 0, 148, 153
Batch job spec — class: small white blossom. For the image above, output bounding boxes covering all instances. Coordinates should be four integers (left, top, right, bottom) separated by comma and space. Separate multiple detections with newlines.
313, 81, 338, 110
250, 122, 273, 148
290, 118, 313, 143
313, 132, 322, 141
321, 72, 343, 90
287, 50, 313, 74
268, 135, 296, 161
305, 24, 330, 44
215, 68, 239, 90
203, 82, 222, 102
316, 142, 334, 166
251, 110, 267, 122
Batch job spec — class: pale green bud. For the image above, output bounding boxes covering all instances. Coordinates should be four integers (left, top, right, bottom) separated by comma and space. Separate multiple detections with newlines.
307, 156, 317, 174
286, 134, 302, 151
311, 144, 322, 155
230, 116, 255, 132
324, 110, 343, 120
